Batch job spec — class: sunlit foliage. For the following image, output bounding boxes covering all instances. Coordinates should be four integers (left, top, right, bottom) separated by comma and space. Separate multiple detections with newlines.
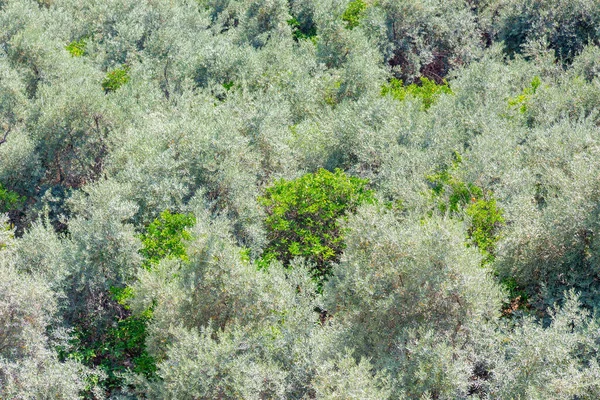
258, 168, 374, 280
2, 0, 600, 397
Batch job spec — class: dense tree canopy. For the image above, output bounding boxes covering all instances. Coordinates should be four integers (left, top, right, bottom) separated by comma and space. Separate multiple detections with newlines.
2, 0, 600, 398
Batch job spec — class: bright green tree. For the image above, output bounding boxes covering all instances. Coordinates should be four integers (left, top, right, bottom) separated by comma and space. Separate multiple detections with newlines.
258, 168, 374, 280
382, 77, 453, 110
102, 66, 130, 93
342, 0, 367, 30
0, 183, 24, 213
65, 38, 87, 57
139, 210, 196, 269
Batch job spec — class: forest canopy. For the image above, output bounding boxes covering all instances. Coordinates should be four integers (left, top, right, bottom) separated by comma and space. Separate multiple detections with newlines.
2, 0, 600, 398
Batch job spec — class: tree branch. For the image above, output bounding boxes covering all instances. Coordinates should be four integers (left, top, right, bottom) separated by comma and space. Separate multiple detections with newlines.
0, 126, 11, 146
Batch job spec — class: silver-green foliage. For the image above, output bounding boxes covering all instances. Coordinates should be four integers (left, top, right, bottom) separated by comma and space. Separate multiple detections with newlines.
144, 325, 289, 399
491, 0, 600, 62
571, 44, 600, 82
324, 207, 504, 397
476, 291, 600, 398
130, 208, 348, 398
4, 0, 600, 397
0, 216, 95, 399
0, 253, 55, 360
310, 351, 391, 400
362, 0, 482, 81
62, 181, 142, 329
130, 208, 318, 353
325, 207, 503, 346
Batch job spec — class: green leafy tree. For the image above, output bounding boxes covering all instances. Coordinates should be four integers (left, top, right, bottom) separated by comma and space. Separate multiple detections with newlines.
287, 17, 317, 41
65, 38, 87, 57
102, 66, 130, 93
258, 168, 374, 280
342, 0, 368, 30
0, 183, 24, 213
427, 153, 505, 264
139, 210, 196, 269
382, 77, 453, 110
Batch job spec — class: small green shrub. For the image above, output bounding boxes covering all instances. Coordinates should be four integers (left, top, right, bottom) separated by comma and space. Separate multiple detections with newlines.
342, 0, 367, 30
59, 288, 156, 393
381, 78, 405, 100
427, 154, 504, 264
382, 77, 453, 110
500, 276, 529, 315
427, 169, 482, 216
466, 197, 505, 260
0, 183, 24, 213
65, 38, 87, 57
139, 210, 196, 269
508, 76, 541, 113
258, 168, 374, 281
65, 310, 156, 391
324, 79, 343, 106
427, 154, 480, 214
287, 17, 317, 41
102, 66, 130, 93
